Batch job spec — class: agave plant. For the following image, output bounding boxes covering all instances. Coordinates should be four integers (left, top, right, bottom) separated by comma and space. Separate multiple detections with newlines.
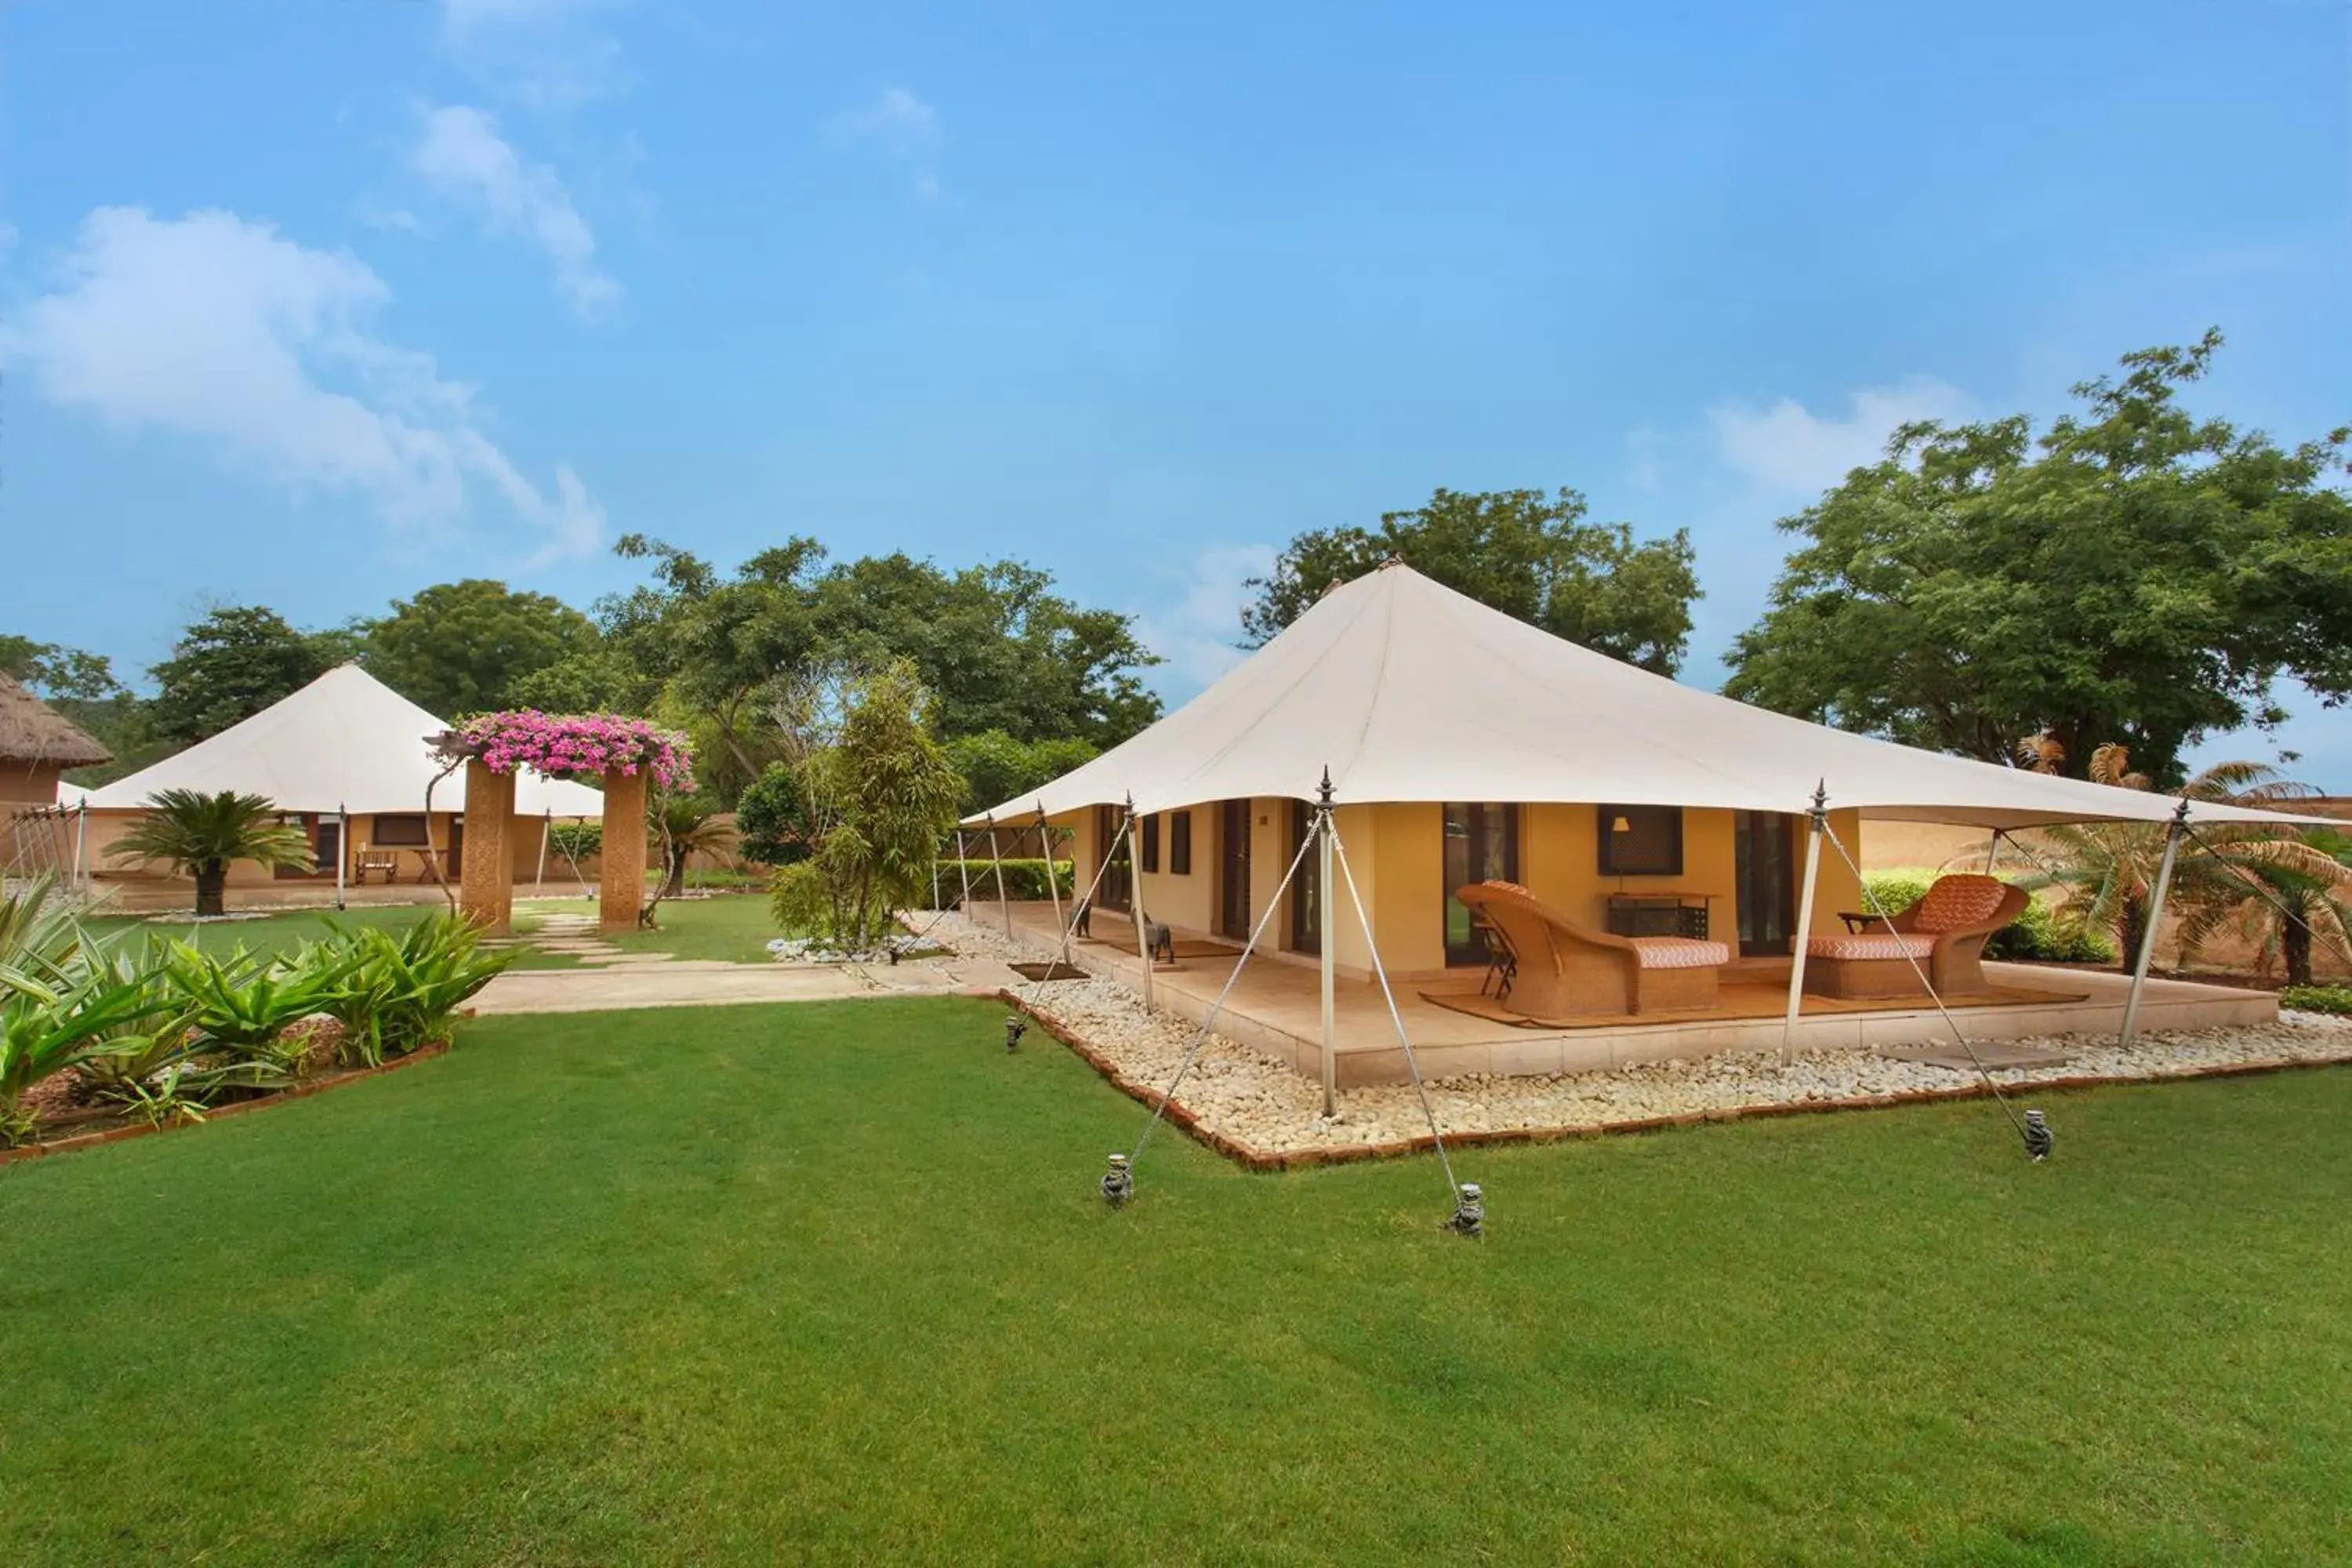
0, 968, 169, 1145
321, 914, 511, 1067
107, 789, 313, 917
0, 875, 87, 1000
70, 940, 205, 1111
159, 940, 358, 1094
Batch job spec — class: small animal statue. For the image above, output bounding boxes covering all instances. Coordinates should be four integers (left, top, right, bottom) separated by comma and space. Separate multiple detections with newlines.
2023, 1109, 2053, 1162
1101, 1152, 1134, 1207
1443, 1182, 1485, 1238
1148, 921, 1176, 965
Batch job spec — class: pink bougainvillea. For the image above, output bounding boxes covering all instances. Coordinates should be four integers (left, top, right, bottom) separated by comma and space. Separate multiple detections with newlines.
436, 711, 696, 793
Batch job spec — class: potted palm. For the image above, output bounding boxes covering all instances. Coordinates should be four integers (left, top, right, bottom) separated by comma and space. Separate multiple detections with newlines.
107, 789, 313, 917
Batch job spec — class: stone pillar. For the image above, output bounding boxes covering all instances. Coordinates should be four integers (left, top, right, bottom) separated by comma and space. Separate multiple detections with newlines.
459, 761, 517, 933
600, 766, 650, 933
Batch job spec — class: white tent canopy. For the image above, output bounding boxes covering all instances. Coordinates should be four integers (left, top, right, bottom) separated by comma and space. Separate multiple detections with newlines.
86, 665, 606, 818
979, 562, 2334, 831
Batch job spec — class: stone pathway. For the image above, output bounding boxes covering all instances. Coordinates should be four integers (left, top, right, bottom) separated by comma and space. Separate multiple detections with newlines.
472, 909, 1031, 1016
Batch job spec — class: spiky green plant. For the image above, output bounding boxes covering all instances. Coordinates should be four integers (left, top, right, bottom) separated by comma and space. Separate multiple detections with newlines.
318, 914, 510, 1067
0, 968, 167, 1145
107, 789, 312, 917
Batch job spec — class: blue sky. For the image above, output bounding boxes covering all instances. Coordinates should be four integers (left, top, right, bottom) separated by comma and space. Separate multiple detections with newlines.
2, 0, 2347, 781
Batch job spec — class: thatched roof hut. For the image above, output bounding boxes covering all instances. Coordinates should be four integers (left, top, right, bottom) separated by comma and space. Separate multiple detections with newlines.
0, 673, 112, 771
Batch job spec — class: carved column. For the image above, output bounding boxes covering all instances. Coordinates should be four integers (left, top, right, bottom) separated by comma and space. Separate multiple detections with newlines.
459, 761, 517, 933
600, 766, 650, 932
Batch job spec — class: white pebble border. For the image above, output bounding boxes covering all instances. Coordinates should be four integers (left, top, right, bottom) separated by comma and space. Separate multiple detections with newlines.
924, 911, 2352, 1161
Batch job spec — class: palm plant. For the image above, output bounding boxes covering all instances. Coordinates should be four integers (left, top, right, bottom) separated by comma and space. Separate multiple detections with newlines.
2178, 826, 2352, 988
2020, 751, 2330, 971
107, 789, 313, 917
652, 796, 740, 899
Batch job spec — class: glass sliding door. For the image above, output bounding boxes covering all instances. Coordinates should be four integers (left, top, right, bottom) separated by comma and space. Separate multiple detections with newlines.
1287, 799, 1319, 953
1094, 804, 1133, 913
1443, 803, 1519, 966
1218, 800, 1252, 940
1734, 810, 1797, 956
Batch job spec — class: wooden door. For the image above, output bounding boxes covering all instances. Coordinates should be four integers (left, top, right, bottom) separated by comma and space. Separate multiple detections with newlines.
1734, 811, 1798, 956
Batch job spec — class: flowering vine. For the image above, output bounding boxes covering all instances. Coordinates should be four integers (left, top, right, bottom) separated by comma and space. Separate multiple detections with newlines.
432, 710, 696, 794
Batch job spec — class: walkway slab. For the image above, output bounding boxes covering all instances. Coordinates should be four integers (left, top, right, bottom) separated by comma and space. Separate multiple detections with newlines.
475, 964, 881, 1014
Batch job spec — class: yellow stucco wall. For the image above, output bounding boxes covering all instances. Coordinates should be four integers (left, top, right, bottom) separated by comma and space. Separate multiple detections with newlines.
0, 762, 67, 806
85, 806, 560, 889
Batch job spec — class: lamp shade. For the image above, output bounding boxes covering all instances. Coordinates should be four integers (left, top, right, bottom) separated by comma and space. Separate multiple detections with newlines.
1610, 815, 1632, 833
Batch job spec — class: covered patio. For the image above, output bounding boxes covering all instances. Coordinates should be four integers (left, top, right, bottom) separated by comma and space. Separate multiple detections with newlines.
991, 899, 2276, 1086
971, 562, 2335, 1099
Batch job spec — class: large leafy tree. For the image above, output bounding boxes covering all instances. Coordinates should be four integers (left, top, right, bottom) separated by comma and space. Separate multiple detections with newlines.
147, 607, 348, 749
597, 536, 1159, 801
363, 579, 599, 719
1726, 332, 2352, 784
0, 635, 151, 782
1239, 487, 1700, 674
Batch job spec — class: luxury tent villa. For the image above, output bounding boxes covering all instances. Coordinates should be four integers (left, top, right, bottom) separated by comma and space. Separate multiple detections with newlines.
975, 562, 2334, 1092
78, 665, 603, 910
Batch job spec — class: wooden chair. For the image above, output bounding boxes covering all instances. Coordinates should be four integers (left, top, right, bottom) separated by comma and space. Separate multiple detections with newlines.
354, 844, 399, 884
1455, 881, 1730, 1017
1802, 873, 2028, 1000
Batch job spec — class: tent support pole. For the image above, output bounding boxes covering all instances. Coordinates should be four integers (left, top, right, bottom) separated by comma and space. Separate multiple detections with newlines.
1126, 796, 1154, 1014
71, 802, 88, 893
535, 811, 552, 895
1037, 803, 1065, 946
955, 829, 972, 912
2120, 802, 2189, 1050
1984, 829, 2003, 877
1780, 783, 1828, 1054
985, 815, 1013, 938
336, 802, 348, 911
1317, 770, 1337, 1118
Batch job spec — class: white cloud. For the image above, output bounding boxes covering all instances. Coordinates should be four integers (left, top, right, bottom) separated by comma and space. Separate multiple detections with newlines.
410, 104, 619, 321
354, 201, 427, 236
2, 207, 603, 563
440, 0, 625, 111
1131, 543, 1279, 699
1708, 378, 1970, 496
828, 87, 944, 199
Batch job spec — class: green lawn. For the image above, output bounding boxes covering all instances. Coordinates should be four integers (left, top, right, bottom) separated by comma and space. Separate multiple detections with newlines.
3, 1000, 2348, 1564
518, 891, 783, 964
82, 902, 432, 960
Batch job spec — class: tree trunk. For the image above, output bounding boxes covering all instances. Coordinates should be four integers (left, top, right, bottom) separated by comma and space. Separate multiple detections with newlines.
2284, 916, 2314, 989
194, 863, 227, 918
2120, 897, 2149, 975
664, 849, 687, 898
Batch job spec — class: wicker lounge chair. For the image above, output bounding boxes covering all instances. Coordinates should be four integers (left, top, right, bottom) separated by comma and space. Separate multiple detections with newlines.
1801, 873, 2028, 1000
1455, 881, 1730, 1016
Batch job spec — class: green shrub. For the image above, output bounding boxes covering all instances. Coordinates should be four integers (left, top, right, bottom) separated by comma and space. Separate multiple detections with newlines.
2280, 984, 2352, 1015
768, 862, 831, 938
548, 822, 603, 863
1857, 870, 2116, 965
318, 914, 512, 1067
941, 858, 1074, 902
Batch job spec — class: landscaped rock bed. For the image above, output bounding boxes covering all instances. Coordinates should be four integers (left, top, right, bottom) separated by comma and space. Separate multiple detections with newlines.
925, 913, 2352, 1163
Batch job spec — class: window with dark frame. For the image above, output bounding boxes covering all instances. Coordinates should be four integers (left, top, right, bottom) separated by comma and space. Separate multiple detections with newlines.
1598, 804, 1682, 877
372, 813, 430, 847
1141, 813, 1160, 874
1169, 810, 1192, 875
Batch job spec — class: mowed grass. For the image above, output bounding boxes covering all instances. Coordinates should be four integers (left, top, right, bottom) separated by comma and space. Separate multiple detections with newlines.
83, 903, 431, 960
2, 1000, 2349, 1565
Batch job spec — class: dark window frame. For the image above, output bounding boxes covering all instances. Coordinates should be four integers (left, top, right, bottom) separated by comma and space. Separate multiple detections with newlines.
1598, 804, 1683, 877
372, 813, 430, 847
1169, 810, 1193, 876
1141, 813, 1160, 874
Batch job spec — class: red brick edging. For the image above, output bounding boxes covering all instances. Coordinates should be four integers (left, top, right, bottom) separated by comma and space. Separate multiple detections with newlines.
0, 1040, 452, 1170
999, 989, 2347, 1171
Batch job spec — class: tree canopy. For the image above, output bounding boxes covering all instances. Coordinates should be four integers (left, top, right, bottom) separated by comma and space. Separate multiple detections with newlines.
1724, 332, 2352, 784
1239, 487, 1700, 675
363, 579, 599, 719
597, 535, 1159, 800
147, 607, 350, 750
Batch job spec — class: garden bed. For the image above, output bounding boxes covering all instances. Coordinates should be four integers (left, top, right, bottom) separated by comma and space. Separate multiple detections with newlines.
0, 1040, 451, 1167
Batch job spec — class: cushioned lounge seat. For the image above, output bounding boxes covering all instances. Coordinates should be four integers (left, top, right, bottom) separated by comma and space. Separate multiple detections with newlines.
1455, 881, 1730, 1015
1802, 873, 2027, 1000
